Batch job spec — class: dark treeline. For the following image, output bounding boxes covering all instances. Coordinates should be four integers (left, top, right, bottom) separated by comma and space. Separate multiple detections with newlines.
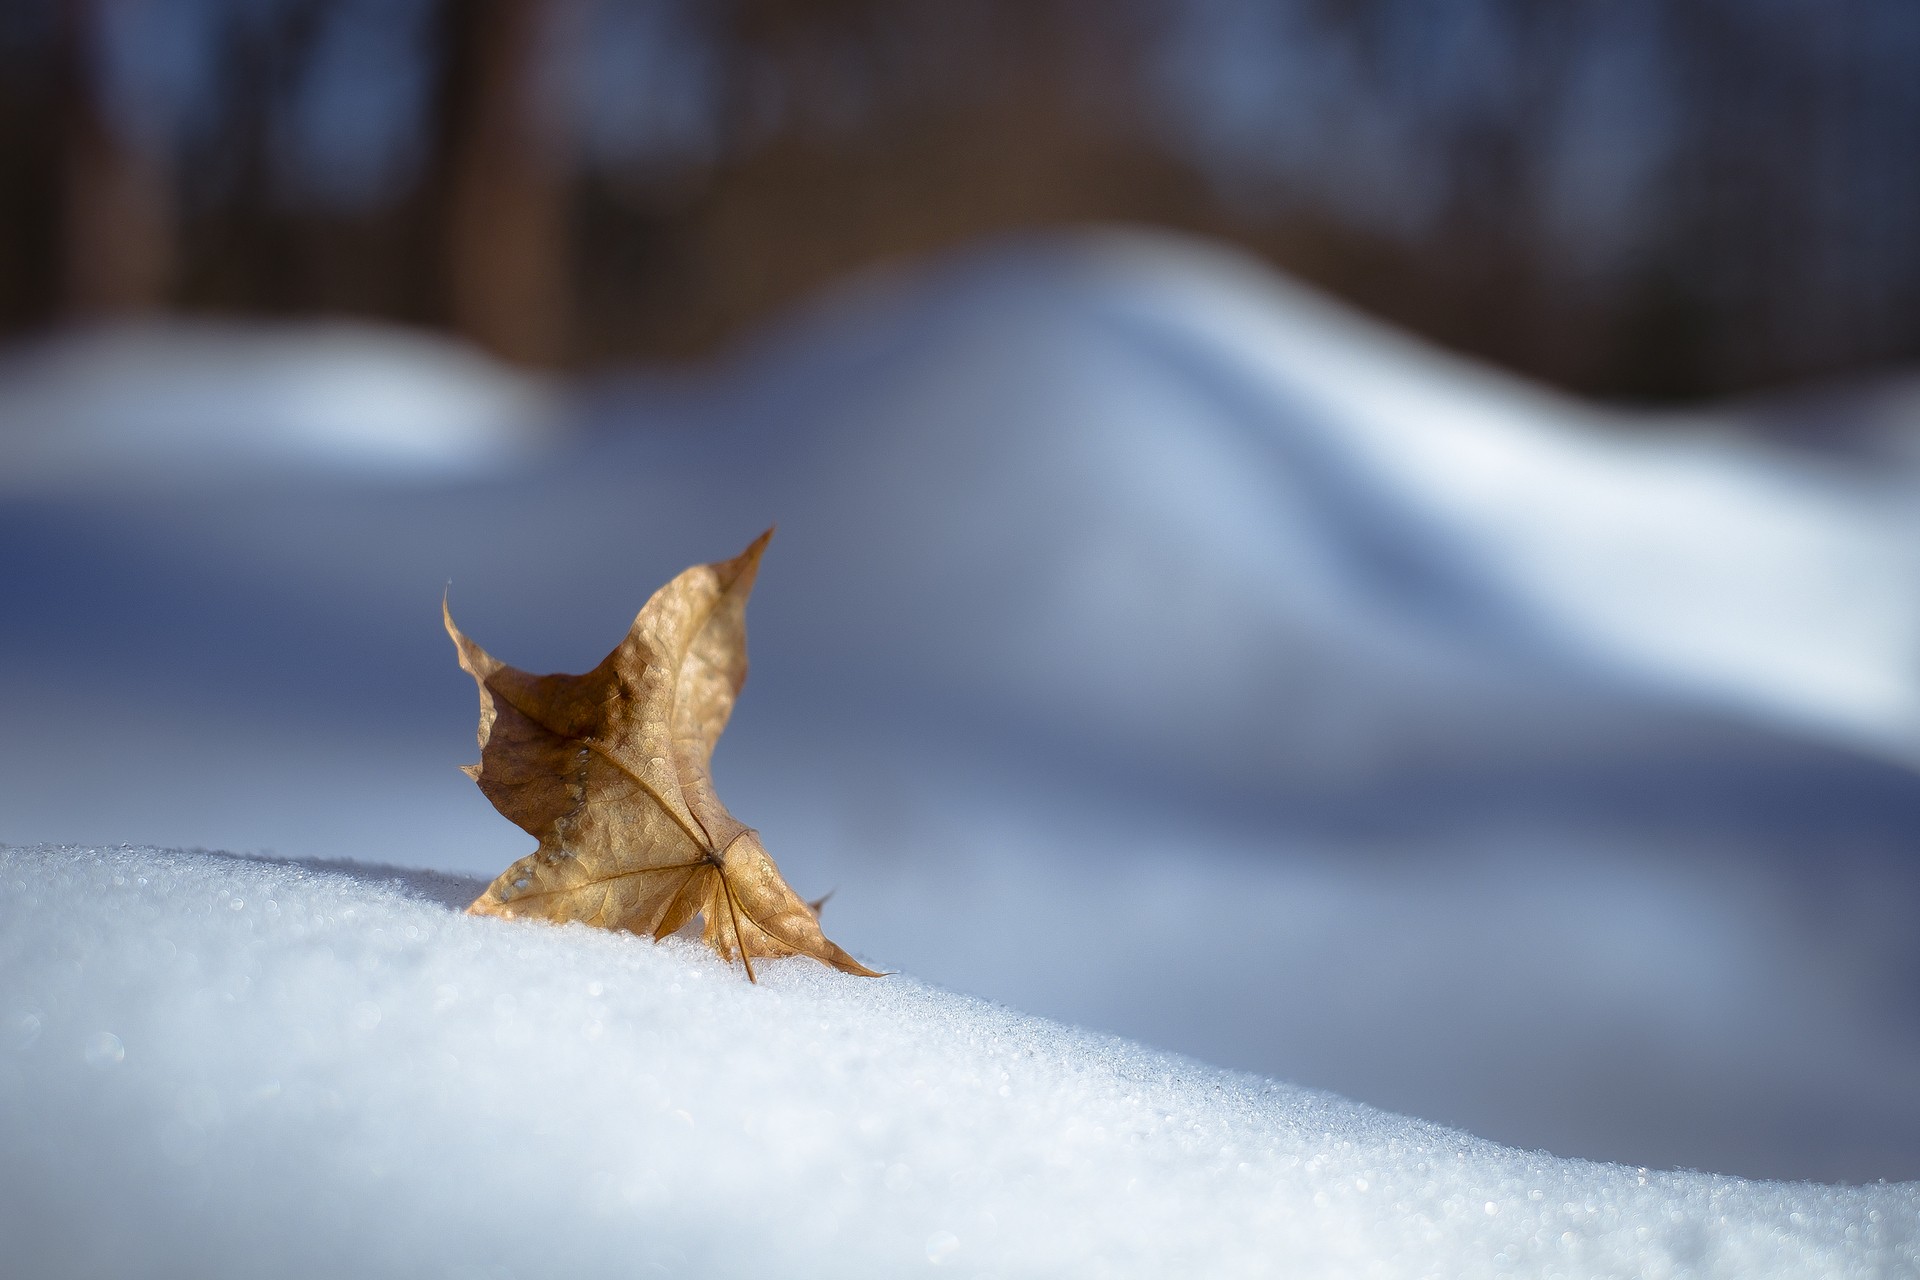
3, 0, 1918, 403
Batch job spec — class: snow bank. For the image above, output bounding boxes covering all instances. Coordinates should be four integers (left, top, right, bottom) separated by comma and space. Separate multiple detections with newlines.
0, 319, 557, 489
4, 230, 1920, 1182
3, 844, 1912, 1280
1069, 239, 1920, 758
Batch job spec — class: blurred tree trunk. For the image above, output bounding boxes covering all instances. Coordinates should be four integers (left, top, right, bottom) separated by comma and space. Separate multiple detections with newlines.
56, 0, 172, 318
431, 0, 569, 366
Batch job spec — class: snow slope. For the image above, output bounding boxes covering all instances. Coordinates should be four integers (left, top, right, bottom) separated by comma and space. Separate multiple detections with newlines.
3, 230, 1919, 1183
3, 844, 1913, 1280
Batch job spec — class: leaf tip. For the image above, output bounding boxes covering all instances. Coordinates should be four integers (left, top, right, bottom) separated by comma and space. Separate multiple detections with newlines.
736, 526, 775, 573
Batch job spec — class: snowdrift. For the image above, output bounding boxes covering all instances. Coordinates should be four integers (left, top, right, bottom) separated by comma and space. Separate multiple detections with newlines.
3, 844, 1913, 1280
3, 230, 1919, 1184
0, 319, 557, 489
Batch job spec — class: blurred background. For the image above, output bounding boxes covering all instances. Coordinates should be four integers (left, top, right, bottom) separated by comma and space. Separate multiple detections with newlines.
6, 0, 1920, 398
5, 0, 1920, 1187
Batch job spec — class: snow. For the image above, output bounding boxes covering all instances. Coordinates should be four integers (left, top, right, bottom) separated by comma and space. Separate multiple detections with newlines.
3, 843, 1913, 1280
1080, 246, 1920, 755
4, 229, 1920, 1195
0, 318, 558, 490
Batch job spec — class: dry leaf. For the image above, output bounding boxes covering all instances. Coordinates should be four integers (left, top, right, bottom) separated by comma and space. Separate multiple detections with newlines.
447, 530, 880, 981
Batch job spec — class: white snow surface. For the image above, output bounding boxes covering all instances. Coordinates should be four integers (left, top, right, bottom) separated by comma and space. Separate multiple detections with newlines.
1096, 250, 1920, 757
0, 319, 557, 488
5, 229, 1920, 1189
3, 843, 1913, 1280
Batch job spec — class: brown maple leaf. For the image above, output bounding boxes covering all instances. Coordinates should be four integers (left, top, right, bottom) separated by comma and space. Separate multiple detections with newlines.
446, 530, 880, 981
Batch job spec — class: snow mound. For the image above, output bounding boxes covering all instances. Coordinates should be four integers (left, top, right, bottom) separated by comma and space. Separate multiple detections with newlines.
5, 231, 1920, 1181
0, 319, 558, 489
696, 231, 1920, 764
2, 845, 1913, 1279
